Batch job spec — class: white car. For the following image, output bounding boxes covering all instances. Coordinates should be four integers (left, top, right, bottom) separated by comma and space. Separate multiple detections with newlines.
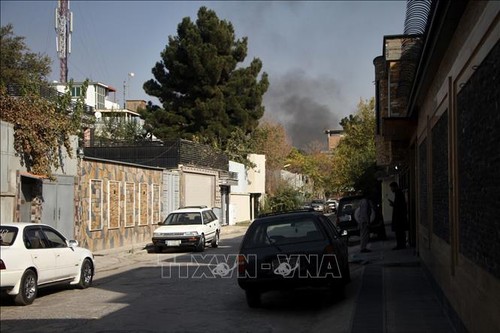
152, 206, 221, 252
0, 223, 94, 305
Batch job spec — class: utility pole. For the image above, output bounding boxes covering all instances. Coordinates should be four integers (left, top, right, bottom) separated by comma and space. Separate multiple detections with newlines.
55, 0, 72, 83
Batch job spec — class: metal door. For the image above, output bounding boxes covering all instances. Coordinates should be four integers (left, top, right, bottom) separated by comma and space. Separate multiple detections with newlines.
162, 171, 180, 219
42, 176, 75, 239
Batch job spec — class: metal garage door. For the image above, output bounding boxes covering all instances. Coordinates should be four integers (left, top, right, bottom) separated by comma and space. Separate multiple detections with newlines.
184, 173, 214, 207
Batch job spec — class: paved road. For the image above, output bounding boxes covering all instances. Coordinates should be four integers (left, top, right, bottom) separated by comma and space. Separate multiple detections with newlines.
1, 231, 363, 333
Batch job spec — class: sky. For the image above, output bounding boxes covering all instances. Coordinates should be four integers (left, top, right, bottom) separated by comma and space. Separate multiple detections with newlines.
1, 1, 407, 149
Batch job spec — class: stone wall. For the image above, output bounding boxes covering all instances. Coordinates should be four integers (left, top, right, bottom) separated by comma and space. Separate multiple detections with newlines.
78, 158, 163, 251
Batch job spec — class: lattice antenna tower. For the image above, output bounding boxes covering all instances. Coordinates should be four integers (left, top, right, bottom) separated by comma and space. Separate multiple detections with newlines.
55, 0, 72, 83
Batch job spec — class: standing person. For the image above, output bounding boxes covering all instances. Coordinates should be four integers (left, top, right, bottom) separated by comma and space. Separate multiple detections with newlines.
388, 182, 408, 250
356, 195, 373, 253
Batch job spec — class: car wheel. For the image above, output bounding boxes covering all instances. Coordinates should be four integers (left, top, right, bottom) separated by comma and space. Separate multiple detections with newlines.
245, 289, 261, 308
211, 231, 219, 248
14, 269, 37, 306
195, 234, 205, 252
77, 258, 94, 289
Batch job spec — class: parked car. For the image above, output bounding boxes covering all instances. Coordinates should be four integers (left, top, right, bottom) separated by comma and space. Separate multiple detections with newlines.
336, 195, 363, 236
310, 199, 327, 213
152, 206, 221, 252
336, 195, 385, 239
0, 223, 94, 306
326, 199, 338, 213
237, 210, 350, 307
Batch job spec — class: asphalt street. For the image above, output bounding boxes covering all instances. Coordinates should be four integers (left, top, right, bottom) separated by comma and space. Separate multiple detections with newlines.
0, 227, 363, 333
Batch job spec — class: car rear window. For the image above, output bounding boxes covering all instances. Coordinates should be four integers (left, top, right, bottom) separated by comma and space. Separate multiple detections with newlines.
338, 199, 362, 215
0, 226, 18, 246
243, 217, 324, 249
162, 212, 202, 225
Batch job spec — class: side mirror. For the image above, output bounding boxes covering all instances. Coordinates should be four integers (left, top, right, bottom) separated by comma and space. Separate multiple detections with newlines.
67, 240, 79, 247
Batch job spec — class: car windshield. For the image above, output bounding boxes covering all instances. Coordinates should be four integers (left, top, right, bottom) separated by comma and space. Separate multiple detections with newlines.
311, 200, 324, 204
243, 217, 324, 249
0, 226, 18, 246
161, 212, 202, 225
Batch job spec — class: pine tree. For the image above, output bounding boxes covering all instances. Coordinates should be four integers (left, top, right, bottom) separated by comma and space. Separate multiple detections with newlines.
143, 7, 269, 148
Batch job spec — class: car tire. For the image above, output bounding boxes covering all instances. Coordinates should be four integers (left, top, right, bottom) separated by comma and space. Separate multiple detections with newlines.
211, 231, 219, 248
245, 289, 261, 308
14, 269, 37, 306
195, 234, 205, 252
77, 258, 94, 289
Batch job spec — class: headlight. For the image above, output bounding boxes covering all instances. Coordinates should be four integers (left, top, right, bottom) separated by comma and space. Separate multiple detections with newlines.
183, 231, 199, 236
154, 232, 164, 237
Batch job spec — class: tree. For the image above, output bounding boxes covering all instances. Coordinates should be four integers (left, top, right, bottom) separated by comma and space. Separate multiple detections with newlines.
95, 115, 145, 145
0, 24, 51, 91
0, 25, 89, 177
331, 98, 376, 194
143, 7, 269, 148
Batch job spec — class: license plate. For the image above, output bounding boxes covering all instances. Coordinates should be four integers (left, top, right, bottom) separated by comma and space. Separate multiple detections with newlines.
165, 240, 181, 246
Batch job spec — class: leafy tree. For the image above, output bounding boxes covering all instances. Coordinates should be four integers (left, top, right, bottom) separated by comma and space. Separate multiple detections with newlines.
0, 81, 89, 177
143, 7, 269, 148
0, 24, 51, 91
96, 115, 145, 145
261, 184, 303, 213
331, 98, 376, 194
0, 25, 90, 177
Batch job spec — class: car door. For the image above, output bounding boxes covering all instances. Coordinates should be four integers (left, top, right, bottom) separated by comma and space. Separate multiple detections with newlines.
202, 211, 216, 241
23, 226, 56, 284
41, 226, 78, 280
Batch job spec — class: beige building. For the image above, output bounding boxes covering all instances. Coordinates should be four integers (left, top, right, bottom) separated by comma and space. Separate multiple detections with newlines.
374, 1, 500, 332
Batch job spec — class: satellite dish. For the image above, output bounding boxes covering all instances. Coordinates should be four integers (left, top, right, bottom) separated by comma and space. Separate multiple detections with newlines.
95, 111, 102, 119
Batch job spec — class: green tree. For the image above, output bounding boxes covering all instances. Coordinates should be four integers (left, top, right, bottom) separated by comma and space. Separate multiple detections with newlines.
0, 24, 51, 91
143, 7, 269, 148
96, 115, 145, 145
0, 25, 90, 177
331, 98, 376, 194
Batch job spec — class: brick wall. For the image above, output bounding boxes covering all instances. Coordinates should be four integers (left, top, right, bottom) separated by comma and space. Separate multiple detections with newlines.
432, 111, 450, 243
457, 40, 500, 279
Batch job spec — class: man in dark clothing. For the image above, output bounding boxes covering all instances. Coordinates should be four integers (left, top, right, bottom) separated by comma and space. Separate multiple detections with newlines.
389, 182, 408, 250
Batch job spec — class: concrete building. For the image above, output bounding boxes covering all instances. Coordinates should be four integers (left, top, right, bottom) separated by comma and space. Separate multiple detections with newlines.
373, 1, 500, 331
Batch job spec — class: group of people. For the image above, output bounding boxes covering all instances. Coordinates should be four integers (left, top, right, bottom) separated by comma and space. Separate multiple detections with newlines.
358, 181, 408, 253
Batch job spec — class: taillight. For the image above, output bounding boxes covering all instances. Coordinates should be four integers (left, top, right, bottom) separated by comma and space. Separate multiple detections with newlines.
238, 254, 247, 274
0, 259, 6, 270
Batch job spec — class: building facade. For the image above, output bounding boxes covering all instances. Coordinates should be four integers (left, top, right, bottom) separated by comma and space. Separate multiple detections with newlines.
374, 1, 500, 331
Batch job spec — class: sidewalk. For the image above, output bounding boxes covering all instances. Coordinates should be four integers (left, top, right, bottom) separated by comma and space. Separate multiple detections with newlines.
349, 231, 456, 333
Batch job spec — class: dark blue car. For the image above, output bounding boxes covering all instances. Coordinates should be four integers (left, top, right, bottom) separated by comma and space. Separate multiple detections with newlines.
237, 211, 350, 307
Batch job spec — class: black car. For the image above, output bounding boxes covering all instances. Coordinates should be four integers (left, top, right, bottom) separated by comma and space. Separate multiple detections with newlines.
237, 211, 350, 307
336, 195, 386, 239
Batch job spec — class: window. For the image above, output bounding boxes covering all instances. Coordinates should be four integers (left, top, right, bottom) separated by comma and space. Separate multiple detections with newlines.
24, 227, 48, 249
71, 86, 81, 97
42, 227, 67, 248
202, 211, 213, 223
0, 226, 18, 246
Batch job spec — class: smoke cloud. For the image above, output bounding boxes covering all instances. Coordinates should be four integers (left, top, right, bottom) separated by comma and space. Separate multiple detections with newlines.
263, 70, 345, 150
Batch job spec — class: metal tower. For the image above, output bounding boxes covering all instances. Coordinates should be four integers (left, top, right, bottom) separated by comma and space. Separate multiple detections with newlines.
55, 0, 72, 83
